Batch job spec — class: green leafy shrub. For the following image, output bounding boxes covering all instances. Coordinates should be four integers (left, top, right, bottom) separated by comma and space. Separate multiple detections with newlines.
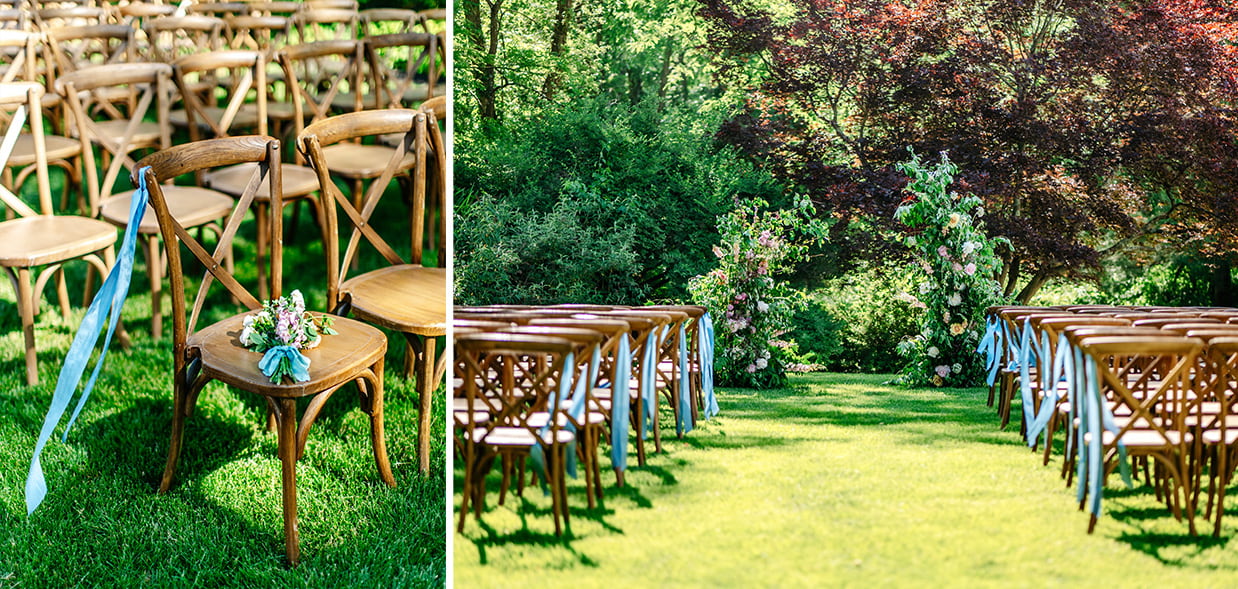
790, 264, 924, 374
454, 97, 784, 305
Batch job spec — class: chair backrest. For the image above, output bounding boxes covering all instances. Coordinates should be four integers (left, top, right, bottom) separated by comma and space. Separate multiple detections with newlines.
186, 2, 249, 19
456, 333, 581, 440
56, 62, 172, 215
224, 14, 291, 55
172, 49, 267, 142
294, 7, 357, 44
297, 109, 444, 307
363, 31, 440, 107
35, 6, 106, 29
249, 1, 300, 18
144, 16, 224, 63
0, 81, 51, 217
359, 8, 420, 37
134, 135, 284, 365
0, 30, 36, 83
278, 39, 364, 125
44, 24, 135, 84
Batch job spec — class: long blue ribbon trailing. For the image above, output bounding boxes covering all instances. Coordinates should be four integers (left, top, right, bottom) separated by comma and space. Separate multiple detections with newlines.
529, 351, 576, 492
609, 336, 631, 472
700, 313, 718, 420
675, 323, 693, 436
1018, 320, 1037, 429
25, 166, 147, 516
640, 327, 663, 439
976, 315, 1001, 387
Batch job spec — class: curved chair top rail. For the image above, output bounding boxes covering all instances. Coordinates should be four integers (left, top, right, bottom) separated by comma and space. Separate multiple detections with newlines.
298, 108, 420, 148
173, 49, 262, 73
135, 135, 277, 182
54, 61, 171, 94
0, 81, 41, 105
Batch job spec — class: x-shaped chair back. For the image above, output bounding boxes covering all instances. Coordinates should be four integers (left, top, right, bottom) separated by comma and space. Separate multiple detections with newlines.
135, 135, 284, 370
44, 24, 134, 81
0, 30, 36, 84
297, 108, 444, 304
363, 31, 441, 106
279, 39, 364, 126
294, 8, 358, 45
144, 16, 224, 63
359, 8, 422, 37
172, 49, 268, 143
0, 82, 50, 215
224, 15, 292, 57
56, 62, 172, 216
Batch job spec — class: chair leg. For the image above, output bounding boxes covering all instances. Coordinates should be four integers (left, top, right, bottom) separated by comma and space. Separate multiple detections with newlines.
159, 379, 191, 493
15, 267, 38, 386
414, 335, 438, 474
143, 235, 162, 338
56, 268, 70, 324
276, 397, 301, 566
364, 359, 396, 486
255, 203, 269, 301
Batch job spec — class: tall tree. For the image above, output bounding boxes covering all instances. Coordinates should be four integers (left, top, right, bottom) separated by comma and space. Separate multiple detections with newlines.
699, 0, 1238, 301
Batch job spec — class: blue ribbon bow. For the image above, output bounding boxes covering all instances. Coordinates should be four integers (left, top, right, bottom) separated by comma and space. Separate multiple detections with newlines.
259, 345, 312, 383
25, 166, 148, 516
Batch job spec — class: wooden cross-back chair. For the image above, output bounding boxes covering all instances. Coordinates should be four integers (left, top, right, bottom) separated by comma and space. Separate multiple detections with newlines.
592, 309, 666, 465
359, 8, 421, 37
185, 2, 249, 19
298, 108, 447, 474
174, 49, 323, 301
224, 14, 292, 56
0, 30, 36, 84
497, 324, 609, 508
1077, 335, 1204, 534
44, 24, 134, 79
34, 6, 106, 29
455, 332, 583, 535
363, 31, 442, 109
137, 135, 394, 566
1201, 338, 1238, 536
142, 15, 224, 64
293, 7, 357, 45
278, 38, 364, 124
417, 8, 445, 33
0, 81, 119, 385
60, 62, 235, 337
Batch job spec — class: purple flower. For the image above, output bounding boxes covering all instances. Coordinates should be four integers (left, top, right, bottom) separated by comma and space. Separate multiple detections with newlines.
935, 365, 951, 378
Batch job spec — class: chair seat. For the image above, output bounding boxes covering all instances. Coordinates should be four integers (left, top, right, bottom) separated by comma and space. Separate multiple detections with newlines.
342, 265, 446, 336
1202, 428, 1238, 445
100, 186, 234, 233
320, 142, 416, 179
332, 84, 441, 112
203, 161, 320, 200
1086, 429, 1193, 447
471, 426, 575, 446
9, 134, 81, 165
89, 120, 164, 149
189, 310, 387, 398
528, 410, 607, 428
0, 215, 116, 267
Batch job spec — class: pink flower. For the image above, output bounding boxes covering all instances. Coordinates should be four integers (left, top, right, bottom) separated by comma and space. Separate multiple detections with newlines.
935, 365, 951, 378
964, 263, 977, 275
937, 245, 950, 259
746, 364, 758, 373
952, 262, 963, 273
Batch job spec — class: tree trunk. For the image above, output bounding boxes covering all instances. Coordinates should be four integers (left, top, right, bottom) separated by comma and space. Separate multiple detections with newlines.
462, 0, 500, 120
541, 0, 574, 100
1015, 270, 1051, 304
655, 40, 674, 108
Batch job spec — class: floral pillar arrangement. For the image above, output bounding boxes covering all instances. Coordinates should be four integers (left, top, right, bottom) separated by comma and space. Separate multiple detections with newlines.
240, 290, 338, 384
689, 197, 824, 389
894, 151, 1005, 386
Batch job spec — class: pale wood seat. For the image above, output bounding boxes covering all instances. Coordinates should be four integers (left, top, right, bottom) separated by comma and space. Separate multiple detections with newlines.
0, 82, 119, 385
140, 135, 394, 566
299, 108, 447, 474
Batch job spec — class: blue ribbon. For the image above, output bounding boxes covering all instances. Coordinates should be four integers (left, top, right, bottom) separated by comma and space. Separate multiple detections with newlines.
609, 336, 631, 471
1018, 320, 1037, 429
676, 323, 693, 436
700, 312, 718, 420
1026, 332, 1070, 445
639, 328, 662, 439
529, 351, 577, 492
259, 345, 312, 383
1076, 353, 1131, 520
25, 166, 147, 516
977, 315, 1002, 386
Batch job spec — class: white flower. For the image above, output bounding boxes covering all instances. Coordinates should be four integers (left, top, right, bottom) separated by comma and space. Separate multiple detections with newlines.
961, 241, 976, 256
290, 289, 305, 313
975, 206, 984, 217
755, 358, 768, 369
927, 346, 940, 358
952, 363, 962, 373
756, 300, 770, 313
919, 282, 931, 294
240, 324, 255, 346
947, 293, 962, 307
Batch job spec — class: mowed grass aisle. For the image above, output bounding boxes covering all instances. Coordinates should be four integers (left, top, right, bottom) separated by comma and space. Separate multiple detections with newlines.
455, 373, 1238, 586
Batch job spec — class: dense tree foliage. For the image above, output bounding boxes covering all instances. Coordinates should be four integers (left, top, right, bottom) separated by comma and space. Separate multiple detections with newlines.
698, 0, 1238, 302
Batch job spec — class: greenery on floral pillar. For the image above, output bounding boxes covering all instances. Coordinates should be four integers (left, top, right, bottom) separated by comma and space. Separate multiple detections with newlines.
894, 151, 1007, 387
689, 198, 824, 389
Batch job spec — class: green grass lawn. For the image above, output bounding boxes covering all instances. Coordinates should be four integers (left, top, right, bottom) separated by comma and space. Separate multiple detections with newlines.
0, 180, 446, 587
455, 373, 1238, 586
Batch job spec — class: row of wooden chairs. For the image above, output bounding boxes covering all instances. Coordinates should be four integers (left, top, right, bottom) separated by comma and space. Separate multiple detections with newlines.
982, 304, 1238, 536
453, 304, 718, 534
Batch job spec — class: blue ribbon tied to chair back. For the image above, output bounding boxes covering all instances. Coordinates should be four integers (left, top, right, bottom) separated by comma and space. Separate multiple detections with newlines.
676, 323, 693, 436
609, 336, 631, 472
700, 312, 719, 420
25, 167, 148, 516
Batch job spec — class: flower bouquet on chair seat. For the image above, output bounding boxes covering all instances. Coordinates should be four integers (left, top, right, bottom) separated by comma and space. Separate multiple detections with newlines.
240, 290, 338, 384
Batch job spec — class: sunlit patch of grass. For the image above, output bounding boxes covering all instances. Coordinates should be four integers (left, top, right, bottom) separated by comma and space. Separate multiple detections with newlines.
455, 373, 1238, 586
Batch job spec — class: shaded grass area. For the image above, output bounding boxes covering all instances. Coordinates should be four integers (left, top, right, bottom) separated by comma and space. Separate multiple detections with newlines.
455, 373, 1238, 586
0, 171, 445, 587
